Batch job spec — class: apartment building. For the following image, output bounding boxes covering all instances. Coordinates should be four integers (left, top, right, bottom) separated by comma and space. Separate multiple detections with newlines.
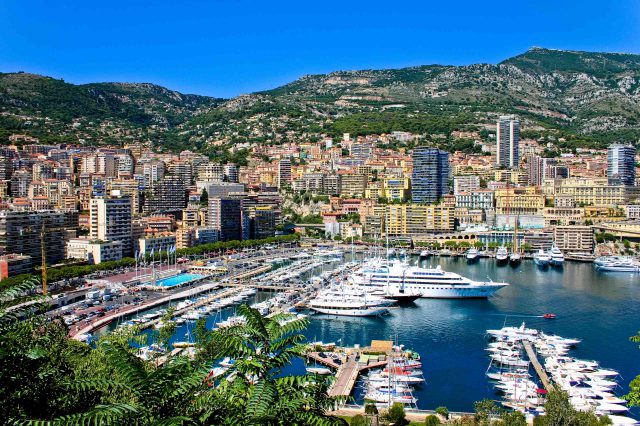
89, 194, 133, 256
66, 238, 123, 264
453, 175, 480, 195
553, 226, 594, 254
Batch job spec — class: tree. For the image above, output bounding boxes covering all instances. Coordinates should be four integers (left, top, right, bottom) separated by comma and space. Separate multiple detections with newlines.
0, 277, 101, 422
384, 402, 408, 425
365, 403, 379, 424
535, 390, 612, 426
197, 304, 343, 425
625, 330, 640, 406
425, 414, 441, 426
497, 410, 527, 426
199, 188, 208, 206
473, 398, 500, 424
473, 241, 484, 250
435, 406, 449, 420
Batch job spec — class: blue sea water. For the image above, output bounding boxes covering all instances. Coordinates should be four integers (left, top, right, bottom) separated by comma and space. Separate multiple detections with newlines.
303, 256, 640, 414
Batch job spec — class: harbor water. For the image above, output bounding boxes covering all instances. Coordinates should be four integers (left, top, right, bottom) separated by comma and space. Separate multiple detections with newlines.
304, 255, 640, 414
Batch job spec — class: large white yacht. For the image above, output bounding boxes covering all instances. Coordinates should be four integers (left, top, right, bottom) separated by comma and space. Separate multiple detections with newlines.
308, 286, 392, 316
348, 259, 508, 298
548, 246, 565, 266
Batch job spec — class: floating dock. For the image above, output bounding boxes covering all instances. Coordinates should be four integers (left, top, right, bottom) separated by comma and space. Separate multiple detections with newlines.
522, 340, 554, 391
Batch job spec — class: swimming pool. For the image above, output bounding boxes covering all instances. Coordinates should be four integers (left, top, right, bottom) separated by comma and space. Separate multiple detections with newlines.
152, 273, 205, 287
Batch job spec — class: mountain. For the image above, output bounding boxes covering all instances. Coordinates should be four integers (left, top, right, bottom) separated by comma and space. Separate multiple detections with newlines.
2, 48, 640, 153
0, 72, 223, 146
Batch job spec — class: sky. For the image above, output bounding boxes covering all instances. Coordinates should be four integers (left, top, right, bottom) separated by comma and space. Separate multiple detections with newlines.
1, 1, 639, 98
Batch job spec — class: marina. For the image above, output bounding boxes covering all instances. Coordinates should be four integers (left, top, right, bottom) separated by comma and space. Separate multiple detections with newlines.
72, 248, 639, 421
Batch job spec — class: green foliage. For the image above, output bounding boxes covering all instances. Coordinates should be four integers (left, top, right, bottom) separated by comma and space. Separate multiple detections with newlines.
535, 390, 612, 426
625, 330, 640, 406
351, 414, 371, 426
435, 406, 449, 419
425, 414, 441, 426
331, 111, 473, 138
199, 188, 209, 206
497, 410, 527, 426
365, 403, 379, 416
384, 402, 408, 425
473, 399, 500, 424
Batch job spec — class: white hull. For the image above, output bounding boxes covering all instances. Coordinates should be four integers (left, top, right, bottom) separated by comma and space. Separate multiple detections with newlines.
310, 306, 388, 316
534, 257, 550, 266
596, 265, 639, 272
351, 261, 508, 299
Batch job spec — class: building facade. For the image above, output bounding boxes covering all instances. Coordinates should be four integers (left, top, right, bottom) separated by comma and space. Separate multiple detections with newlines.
496, 115, 520, 169
411, 147, 450, 204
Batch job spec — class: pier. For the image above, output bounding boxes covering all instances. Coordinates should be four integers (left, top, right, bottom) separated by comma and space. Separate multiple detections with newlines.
522, 340, 554, 391
306, 344, 392, 399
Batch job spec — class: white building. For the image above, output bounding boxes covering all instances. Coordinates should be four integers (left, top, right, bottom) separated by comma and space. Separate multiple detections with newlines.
455, 190, 495, 210
496, 115, 520, 169
138, 234, 177, 255
90, 193, 133, 255
66, 238, 123, 264
453, 175, 481, 195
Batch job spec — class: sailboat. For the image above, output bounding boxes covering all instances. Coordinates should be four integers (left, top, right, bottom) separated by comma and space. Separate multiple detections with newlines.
509, 217, 521, 266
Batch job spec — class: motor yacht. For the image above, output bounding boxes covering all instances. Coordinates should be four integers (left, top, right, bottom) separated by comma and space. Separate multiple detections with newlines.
495, 246, 509, 265
466, 248, 479, 262
349, 258, 508, 298
534, 249, 551, 267
548, 246, 565, 266
308, 286, 391, 317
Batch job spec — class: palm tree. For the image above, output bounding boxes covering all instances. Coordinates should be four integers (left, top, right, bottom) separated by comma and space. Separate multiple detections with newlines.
39, 339, 215, 425
198, 304, 345, 425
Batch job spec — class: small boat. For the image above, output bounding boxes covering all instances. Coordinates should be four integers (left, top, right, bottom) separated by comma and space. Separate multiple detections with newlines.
466, 248, 479, 262
509, 252, 521, 266
495, 247, 509, 265
543, 313, 556, 319
419, 250, 430, 259
306, 367, 332, 375
534, 249, 551, 267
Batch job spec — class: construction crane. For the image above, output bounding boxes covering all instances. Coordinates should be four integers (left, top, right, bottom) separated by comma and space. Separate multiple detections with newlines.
40, 221, 48, 295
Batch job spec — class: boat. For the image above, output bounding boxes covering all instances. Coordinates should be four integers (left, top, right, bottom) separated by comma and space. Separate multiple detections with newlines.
509, 252, 521, 266
495, 247, 509, 265
595, 258, 639, 272
594, 256, 632, 266
306, 367, 332, 375
534, 249, 551, 267
543, 313, 557, 319
548, 246, 565, 267
419, 250, 430, 259
466, 248, 479, 262
348, 258, 509, 299
364, 391, 417, 405
308, 286, 391, 317
369, 288, 423, 303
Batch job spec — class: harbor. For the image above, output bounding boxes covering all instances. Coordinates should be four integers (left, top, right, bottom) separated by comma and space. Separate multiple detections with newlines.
57, 247, 640, 422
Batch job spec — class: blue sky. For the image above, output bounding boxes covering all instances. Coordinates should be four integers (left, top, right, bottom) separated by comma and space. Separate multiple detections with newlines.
1, 1, 638, 98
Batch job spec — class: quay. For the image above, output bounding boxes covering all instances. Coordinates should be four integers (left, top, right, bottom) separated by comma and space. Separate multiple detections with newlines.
305, 340, 398, 399
522, 340, 554, 391
69, 262, 271, 339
